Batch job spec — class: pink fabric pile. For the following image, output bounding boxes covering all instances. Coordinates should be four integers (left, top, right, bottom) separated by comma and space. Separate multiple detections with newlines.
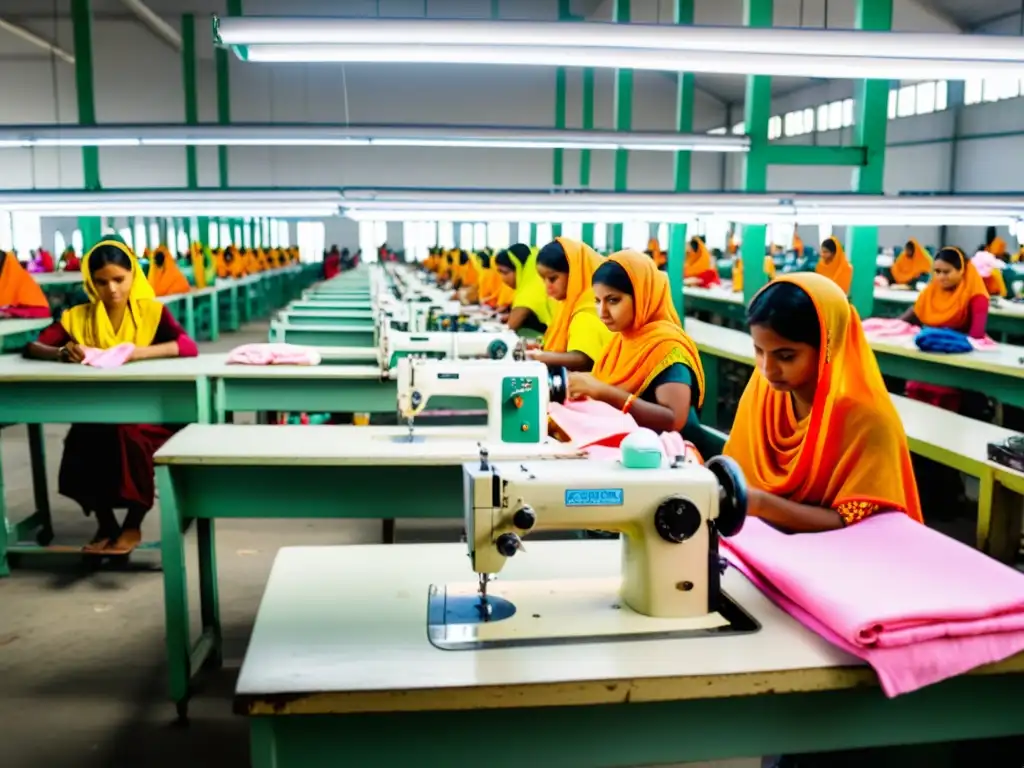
861, 316, 998, 351
81, 343, 135, 368
226, 343, 322, 366
723, 514, 1024, 697
971, 250, 1007, 278
548, 399, 700, 463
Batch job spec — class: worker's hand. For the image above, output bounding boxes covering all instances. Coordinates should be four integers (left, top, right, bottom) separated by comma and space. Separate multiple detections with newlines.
62, 342, 85, 363
567, 372, 605, 401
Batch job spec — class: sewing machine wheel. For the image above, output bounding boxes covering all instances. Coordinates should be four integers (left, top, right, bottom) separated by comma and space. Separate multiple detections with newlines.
547, 366, 569, 405
487, 339, 509, 359
706, 455, 747, 537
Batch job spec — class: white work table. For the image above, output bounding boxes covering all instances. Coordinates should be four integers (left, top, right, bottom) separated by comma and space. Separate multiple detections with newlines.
234, 542, 1024, 767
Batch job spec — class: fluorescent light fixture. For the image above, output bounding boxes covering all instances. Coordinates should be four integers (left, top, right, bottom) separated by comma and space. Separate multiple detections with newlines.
0, 124, 747, 153
0, 189, 343, 217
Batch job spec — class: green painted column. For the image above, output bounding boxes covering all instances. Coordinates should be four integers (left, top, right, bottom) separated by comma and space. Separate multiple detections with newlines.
580, 68, 595, 246
667, 0, 695, 322
847, 0, 893, 320
250, 218, 257, 249
529, 224, 538, 245
160, 218, 169, 246
216, 0, 243, 189
182, 14, 199, 190
740, 0, 773, 305
551, 0, 571, 239
610, 0, 632, 252
71, 0, 101, 248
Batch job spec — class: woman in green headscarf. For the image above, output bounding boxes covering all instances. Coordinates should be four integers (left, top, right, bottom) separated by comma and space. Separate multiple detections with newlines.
494, 243, 554, 334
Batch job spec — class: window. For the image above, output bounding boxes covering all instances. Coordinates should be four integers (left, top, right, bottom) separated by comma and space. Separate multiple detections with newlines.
241, 221, 251, 248
167, 222, 178, 252
233, 223, 242, 246
896, 85, 915, 117
12, 213, 41, 256
731, 122, 745, 135
562, 221, 582, 240
403, 221, 434, 261
116, 228, 131, 250
458, 223, 473, 249
0, 212, 12, 250
516, 222, 532, 243
219, 223, 231, 247
177, 229, 189, 253
914, 81, 936, 114
802, 107, 814, 133
487, 221, 510, 249
887, 90, 897, 120
767, 115, 782, 140
54, 231, 67, 254
784, 110, 800, 137
473, 223, 486, 250
358, 221, 378, 260
984, 77, 1020, 102
593, 224, 607, 253
535, 223, 552, 246
373, 221, 387, 252
827, 101, 843, 130
149, 222, 160, 248
964, 79, 983, 105
437, 221, 455, 249
841, 98, 854, 127
623, 221, 648, 251
208, 222, 219, 248
296, 221, 325, 264
72, 229, 83, 255
935, 80, 948, 110
817, 104, 829, 131
707, 127, 727, 135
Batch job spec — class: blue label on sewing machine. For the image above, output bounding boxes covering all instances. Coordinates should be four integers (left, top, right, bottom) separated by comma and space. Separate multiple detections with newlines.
565, 488, 623, 506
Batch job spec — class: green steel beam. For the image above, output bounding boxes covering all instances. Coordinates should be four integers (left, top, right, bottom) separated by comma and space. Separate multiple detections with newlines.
763, 144, 866, 166
71, 0, 101, 248
740, 0, 773, 305
610, 0, 631, 252
580, 67, 595, 246
668, 0, 695, 323
182, 14, 199, 190
551, 0, 571, 239
847, 0, 893, 320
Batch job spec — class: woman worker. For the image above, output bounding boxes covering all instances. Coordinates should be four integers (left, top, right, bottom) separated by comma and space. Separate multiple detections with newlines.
889, 238, 931, 287
899, 247, 989, 340
565, 250, 708, 450
530, 238, 612, 372
494, 243, 553, 334
0, 250, 51, 318
683, 236, 720, 288
725, 273, 922, 532
25, 238, 199, 554
147, 245, 191, 296
815, 237, 853, 294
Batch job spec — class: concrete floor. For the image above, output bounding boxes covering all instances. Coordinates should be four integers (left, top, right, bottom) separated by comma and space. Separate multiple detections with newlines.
0, 322, 759, 768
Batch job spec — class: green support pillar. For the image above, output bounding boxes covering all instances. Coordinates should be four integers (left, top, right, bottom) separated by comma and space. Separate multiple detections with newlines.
160, 218, 169, 246
250, 218, 257, 249
667, 0, 695, 322
740, 0, 773, 305
529, 224, 537, 245
182, 14, 199, 190
71, 0, 101, 248
610, 0, 632, 252
216, 0, 242, 189
847, 0, 893, 319
580, 68, 595, 246
551, 0, 571, 239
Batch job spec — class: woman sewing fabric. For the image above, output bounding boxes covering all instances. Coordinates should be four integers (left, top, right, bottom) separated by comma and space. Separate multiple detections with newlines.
147, 246, 191, 296
889, 238, 931, 287
494, 243, 553, 335
724, 273, 922, 533
566, 250, 709, 451
530, 237, 612, 371
0, 250, 51, 318
25, 238, 199, 555
899, 247, 989, 340
814, 237, 853, 294
683, 236, 720, 288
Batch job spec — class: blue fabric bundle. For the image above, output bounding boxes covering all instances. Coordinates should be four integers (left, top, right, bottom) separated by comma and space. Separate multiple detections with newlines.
914, 327, 973, 354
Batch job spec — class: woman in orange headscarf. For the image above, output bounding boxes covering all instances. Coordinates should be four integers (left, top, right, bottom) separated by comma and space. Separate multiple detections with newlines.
456, 250, 479, 302
566, 250, 706, 443
792, 228, 804, 258
889, 238, 931, 286
683, 236, 720, 288
645, 238, 667, 270
0, 250, 50, 318
815, 237, 853, 294
531, 238, 612, 371
900, 247, 989, 339
25, 237, 198, 555
732, 254, 776, 293
478, 251, 514, 309
725, 273, 921, 532
147, 246, 190, 296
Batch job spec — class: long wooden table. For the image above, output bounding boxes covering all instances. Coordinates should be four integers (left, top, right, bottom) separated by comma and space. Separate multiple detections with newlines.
235, 542, 1024, 767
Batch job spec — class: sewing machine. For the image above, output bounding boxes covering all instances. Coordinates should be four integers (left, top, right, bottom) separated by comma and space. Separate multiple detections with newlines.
426, 452, 756, 649
380, 325, 523, 371
395, 357, 567, 444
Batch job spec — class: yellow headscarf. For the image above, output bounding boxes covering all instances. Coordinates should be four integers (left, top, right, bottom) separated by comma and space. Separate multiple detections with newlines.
542, 237, 611, 361
505, 245, 554, 326
733, 255, 776, 293
60, 239, 163, 349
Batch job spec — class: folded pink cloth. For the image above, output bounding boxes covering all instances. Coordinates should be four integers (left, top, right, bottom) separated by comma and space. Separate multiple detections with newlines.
862, 316, 999, 350
226, 343, 321, 366
971, 250, 1006, 278
548, 399, 701, 462
81, 343, 135, 368
723, 515, 1024, 697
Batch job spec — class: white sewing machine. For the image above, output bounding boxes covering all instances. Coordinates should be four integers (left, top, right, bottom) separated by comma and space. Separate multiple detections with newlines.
395, 357, 567, 444
379, 326, 522, 371
460, 453, 749, 621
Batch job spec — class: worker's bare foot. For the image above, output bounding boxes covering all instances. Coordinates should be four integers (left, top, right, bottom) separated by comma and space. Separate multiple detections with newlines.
83, 520, 120, 553
104, 528, 142, 556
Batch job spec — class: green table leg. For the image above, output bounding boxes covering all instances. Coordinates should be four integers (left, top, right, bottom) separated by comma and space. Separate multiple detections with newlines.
27, 424, 52, 543
207, 293, 220, 342
228, 284, 240, 331
241, 284, 253, 324
197, 518, 222, 668
184, 294, 197, 340
702, 355, 720, 429
0, 431, 9, 578
157, 465, 193, 718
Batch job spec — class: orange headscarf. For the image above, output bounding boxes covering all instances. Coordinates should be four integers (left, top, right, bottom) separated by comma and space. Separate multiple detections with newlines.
591, 250, 704, 405
733, 255, 776, 293
0, 251, 48, 309
684, 238, 716, 280
725, 273, 922, 522
542, 237, 605, 353
988, 237, 1007, 258
913, 247, 989, 329
478, 255, 503, 305
460, 253, 479, 288
890, 238, 931, 286
815, 238, 852, 294
147, 246, 190, 296
792, 230, 804, 257
646, 238, 667, 268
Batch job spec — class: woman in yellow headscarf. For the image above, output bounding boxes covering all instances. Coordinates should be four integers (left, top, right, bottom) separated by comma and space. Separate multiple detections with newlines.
530, 238, 612, 371
725, 273, 921, 532
25, 237, 199, 555
889, 238, 931, 286
494, 243, 554, 334
732, 254, 776, 293
190, 242, 216, 289
815, 237, 853, 294
684, 236, 721, 288
147, 245, 190, 296
566, 250, 707, 445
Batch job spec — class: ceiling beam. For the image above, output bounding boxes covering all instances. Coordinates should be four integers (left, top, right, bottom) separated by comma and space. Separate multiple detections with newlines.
904, 0, 966, 32
0, 17, 74, 64
120, 0, 181, 51
969, 9, 1022, 31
